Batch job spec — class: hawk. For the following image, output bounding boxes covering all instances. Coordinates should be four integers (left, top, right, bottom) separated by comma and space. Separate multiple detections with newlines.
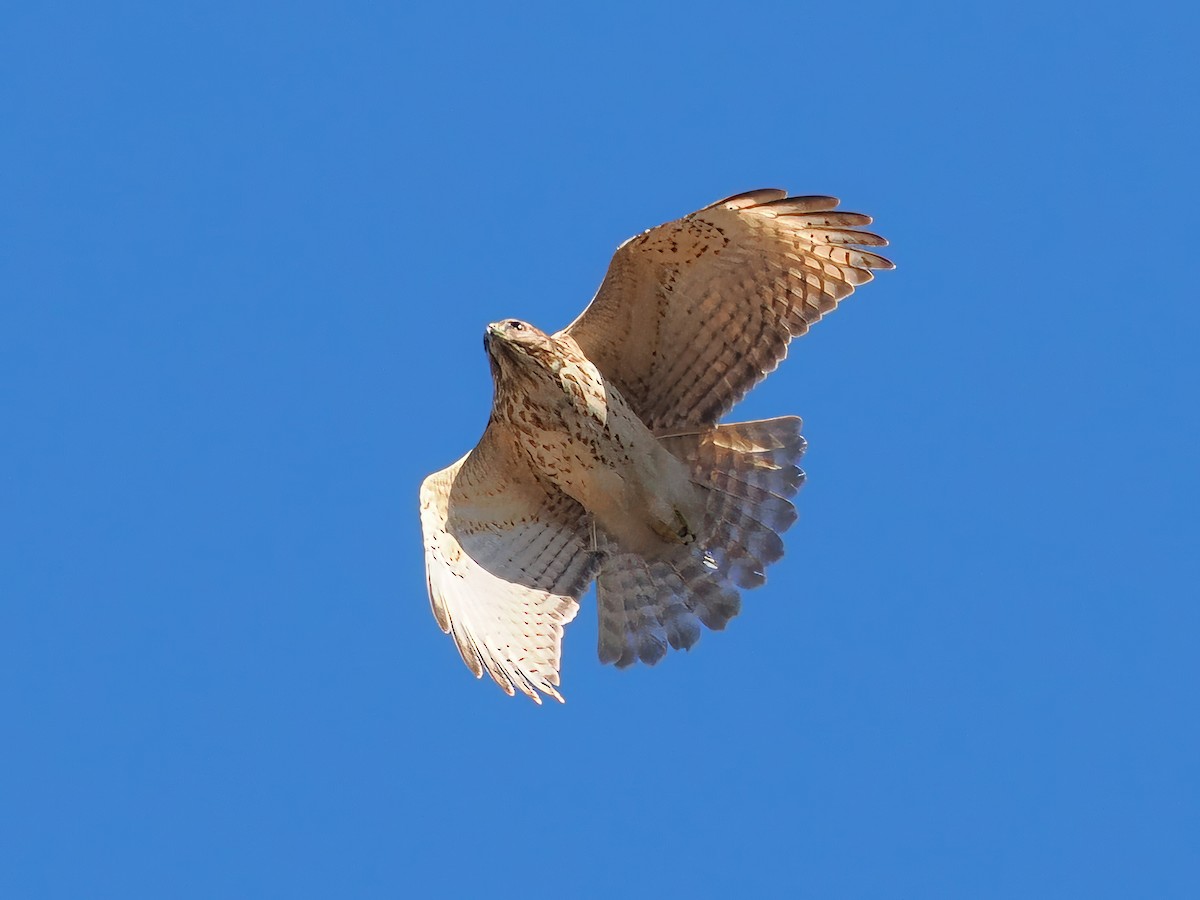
419, 189, 892, 703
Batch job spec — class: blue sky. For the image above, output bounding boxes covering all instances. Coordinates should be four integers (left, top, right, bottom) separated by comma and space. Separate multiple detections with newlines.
3, 1, 1197, 897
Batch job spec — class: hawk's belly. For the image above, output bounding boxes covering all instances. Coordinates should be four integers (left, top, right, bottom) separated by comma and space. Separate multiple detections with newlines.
509, 368, 704, 557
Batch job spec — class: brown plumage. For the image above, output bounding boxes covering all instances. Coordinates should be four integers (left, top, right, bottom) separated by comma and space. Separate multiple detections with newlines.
419, 190, 893, 702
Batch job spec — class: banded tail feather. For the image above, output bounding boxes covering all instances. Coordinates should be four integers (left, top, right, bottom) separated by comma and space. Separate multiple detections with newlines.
596, 417, 806, 667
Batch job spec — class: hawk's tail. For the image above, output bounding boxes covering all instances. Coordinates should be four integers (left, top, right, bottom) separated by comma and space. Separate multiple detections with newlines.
595, 417, 806, 668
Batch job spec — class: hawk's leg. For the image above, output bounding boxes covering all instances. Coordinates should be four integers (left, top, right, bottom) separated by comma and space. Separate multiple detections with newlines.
649, 508, 697, 546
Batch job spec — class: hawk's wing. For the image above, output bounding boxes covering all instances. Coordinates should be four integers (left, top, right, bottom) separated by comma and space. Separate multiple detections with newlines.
560, 190, 893, 432
419, 424, 602, 703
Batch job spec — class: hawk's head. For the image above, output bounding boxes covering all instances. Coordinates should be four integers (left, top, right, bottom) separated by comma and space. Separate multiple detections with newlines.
483, 319, 557, 374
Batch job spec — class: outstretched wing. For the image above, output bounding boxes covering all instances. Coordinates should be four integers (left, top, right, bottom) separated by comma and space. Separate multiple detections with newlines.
419, 424, 602, 703
560, 190, 893, 432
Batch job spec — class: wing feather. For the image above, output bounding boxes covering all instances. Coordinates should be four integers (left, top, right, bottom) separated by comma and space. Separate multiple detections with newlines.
561, 190, 893, 431
419, 425, 601, 703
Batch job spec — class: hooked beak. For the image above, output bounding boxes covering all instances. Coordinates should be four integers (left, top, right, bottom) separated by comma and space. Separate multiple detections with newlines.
483, 321, 508, 356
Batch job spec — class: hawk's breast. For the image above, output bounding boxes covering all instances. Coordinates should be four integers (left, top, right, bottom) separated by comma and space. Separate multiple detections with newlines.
507, 352, 703, 557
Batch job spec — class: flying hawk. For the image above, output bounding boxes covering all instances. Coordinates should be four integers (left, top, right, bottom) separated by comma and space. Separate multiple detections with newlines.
419, 189, 892, 702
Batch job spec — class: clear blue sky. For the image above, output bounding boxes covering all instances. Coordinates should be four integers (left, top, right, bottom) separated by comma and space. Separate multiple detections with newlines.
3, 2, 1197, 897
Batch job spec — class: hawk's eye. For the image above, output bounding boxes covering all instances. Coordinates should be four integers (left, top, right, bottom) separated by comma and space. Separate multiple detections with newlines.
509, 321, 524, 331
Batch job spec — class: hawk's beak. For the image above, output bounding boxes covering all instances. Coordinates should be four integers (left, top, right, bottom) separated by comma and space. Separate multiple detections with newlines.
483, 322, 507, 356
